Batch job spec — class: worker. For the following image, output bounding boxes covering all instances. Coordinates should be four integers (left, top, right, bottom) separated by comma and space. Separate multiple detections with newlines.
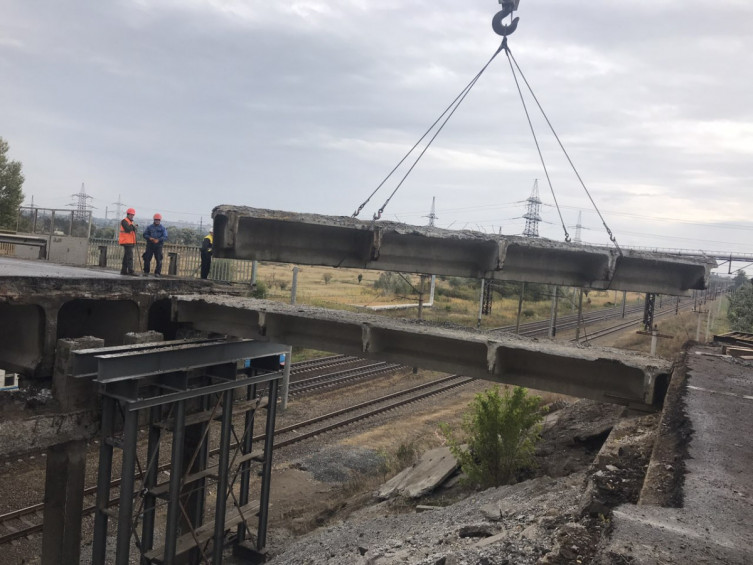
119, 208, 138, 275
200, 230, 213, 279
142, 213, 168, 277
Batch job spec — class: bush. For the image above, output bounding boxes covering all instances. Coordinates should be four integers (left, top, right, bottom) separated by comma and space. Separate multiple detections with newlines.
251, 280, 268, 299
728, 281, 753, 331
373, 272, 412, 295
441, 386, 544, 488
322, 273, 333, 285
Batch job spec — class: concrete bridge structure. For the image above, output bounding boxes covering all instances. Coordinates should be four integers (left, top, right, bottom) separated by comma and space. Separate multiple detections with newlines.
0, 212, 716, 564
211, 206, 714, 295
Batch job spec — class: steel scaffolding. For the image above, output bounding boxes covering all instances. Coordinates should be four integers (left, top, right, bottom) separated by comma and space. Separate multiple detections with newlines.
71, 338, 287, 565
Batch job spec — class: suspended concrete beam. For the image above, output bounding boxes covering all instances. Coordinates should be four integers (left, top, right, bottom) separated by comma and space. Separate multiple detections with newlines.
211, 206, 714, 296
173, 295, 672, 411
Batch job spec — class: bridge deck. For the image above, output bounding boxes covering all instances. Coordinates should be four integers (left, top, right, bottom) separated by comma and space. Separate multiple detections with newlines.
174, 294, 672, 411
211, 205, 714, 295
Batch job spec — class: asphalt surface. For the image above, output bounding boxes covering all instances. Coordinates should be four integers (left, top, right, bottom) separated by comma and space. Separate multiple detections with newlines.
603, 344, 753, 564
0, 255, 126, 278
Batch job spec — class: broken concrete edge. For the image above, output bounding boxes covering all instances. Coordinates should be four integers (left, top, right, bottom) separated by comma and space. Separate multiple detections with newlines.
638, 349, 690, 507
210, 205, 714, 293
0, 409, 99, 460
171, 294, 673, 410
0, 276, 232, 303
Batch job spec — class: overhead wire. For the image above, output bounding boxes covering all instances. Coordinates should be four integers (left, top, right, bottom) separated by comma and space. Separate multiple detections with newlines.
351, 40, 507, 220
502, 39, 571, 243
506, 48, 622, 253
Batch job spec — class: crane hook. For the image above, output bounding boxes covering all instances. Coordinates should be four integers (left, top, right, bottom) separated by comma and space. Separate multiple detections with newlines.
492, 0, 520, 37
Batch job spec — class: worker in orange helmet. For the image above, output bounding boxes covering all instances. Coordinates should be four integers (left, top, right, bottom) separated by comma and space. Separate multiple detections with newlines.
142, 213, 168, 277
119, 208, 138, 275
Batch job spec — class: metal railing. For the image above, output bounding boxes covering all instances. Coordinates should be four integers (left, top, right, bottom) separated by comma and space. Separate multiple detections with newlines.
86, 239, 255, 282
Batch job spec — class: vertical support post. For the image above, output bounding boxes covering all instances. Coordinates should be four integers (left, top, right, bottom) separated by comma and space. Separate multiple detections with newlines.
163, 400, 186, 565
515, 282, 526, 334
548, 286, 558, 339
41, 440, 86, 565
213, 388, 235, 564
696, 312, 702, 342
237, 382, 257, 543
115, 406, 139, 565
280, 346, 292, 411
251, 260, 258, 290
257, 378, 279, 551
290, 266, 299, 305
476, 279, 485, 329
417, 275, 426, 320
168, 252, 179, 275
184, 392, 210, 565
621, 290, 627, 318
47, 210, 55, 260
98, 245, 108, 267
140, 405, 162, 564
575, 289, 584, 341
676, 296, 680, 315
68, 210, 74, 236
650, 326, 658, 356
705, 307, 712, 343
92, 396, 116, 564
428, 275, 436, 305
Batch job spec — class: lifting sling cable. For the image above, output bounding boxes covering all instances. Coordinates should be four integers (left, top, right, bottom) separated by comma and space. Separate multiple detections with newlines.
507, 48, 622, 253
503, 40, 571, 243
352, 42, 506, 220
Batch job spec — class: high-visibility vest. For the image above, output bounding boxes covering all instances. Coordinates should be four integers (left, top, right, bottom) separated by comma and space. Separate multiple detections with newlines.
119, 218, 136, 245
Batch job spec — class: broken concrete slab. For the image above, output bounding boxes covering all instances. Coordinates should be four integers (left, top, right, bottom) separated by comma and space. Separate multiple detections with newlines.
376, 446, 459, 500
174, 294, 672, 410
211, 205, 713, 295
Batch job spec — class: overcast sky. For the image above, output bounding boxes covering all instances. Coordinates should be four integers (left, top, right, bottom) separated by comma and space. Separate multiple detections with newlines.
2, 1, 752, 263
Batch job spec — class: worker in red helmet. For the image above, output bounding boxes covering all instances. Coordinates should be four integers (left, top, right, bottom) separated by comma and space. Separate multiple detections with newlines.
142, 213, 168, 277
119, 208, 138, 275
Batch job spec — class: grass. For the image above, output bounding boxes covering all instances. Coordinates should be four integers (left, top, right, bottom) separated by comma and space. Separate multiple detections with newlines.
613, 296, 728, 358
254, 261, 645, 328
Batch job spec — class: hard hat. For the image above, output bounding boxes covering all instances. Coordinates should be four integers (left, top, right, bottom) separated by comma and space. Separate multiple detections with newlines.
153, 213, 162, 220
126, 208, 136, 215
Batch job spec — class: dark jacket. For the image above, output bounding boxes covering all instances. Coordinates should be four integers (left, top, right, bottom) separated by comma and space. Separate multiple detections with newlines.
201, 233, 213, 255
143, 223, 168, 244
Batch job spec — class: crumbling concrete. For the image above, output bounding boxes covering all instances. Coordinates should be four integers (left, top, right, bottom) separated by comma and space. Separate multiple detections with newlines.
211, 206, 714, 295
0, 257, 224, 378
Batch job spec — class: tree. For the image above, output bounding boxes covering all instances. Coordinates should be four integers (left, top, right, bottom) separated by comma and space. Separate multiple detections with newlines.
0, 137, 25, 230
732, 271, 749, 290
441, 386, 544, 488
727, 281, 753, 331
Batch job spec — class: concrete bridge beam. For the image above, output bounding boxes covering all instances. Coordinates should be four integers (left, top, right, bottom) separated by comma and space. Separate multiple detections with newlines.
174, 295, 671, 411
211, 206, 713, 295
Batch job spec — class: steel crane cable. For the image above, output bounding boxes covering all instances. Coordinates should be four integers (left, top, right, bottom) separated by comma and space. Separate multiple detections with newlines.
351, 41, 506, 220
502, 40, 571, 243
506, 46, 622, 254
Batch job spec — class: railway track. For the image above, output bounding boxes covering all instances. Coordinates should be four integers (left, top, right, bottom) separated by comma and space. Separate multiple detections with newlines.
0, 295, 708, 546
0, 369, 467, 545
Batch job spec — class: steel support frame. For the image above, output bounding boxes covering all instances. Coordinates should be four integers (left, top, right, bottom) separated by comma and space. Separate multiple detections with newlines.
85, 341, 284, 565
